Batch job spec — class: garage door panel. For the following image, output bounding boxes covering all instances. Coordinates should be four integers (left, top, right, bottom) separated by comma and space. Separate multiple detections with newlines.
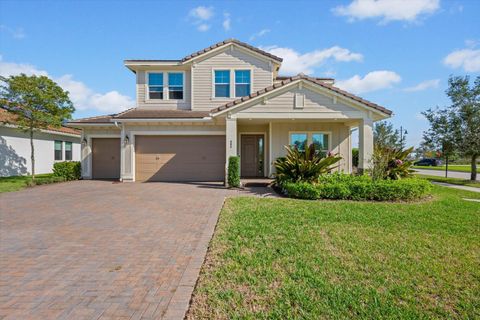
135, 135, 225, 182
92, 138, 120, 180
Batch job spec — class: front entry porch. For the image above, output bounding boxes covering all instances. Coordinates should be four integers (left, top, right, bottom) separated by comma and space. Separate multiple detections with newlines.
226, 118, 374, 178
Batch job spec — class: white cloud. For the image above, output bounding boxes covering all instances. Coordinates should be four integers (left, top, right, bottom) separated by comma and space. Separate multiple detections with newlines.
223, 13, 231, 31
336, 70, 401, 94
249, 29, 270, 41
415, 112, 427, 121
333, 0, 440, 23
443, 48, 480, 72
197, 24, 210, 32
0, 57, 133, 114
189, 6, 214, 20
188, 6, 214, 32
404, 79, 440, 92
0, 25, 26, 39
261, 45, 363, 75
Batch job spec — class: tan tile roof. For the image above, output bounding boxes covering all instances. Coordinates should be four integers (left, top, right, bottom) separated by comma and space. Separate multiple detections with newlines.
210, 74, 392, 116
0, 108, 81, 135
181, 39, 283, 63
113, 109, 210, 119
69, 108, 210, 124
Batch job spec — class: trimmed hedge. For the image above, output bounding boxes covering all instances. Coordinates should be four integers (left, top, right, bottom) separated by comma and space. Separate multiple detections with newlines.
26, 176, 66, 187
53, 161, 81, 181
227, 156, 240, 187
282, 173, 432, 201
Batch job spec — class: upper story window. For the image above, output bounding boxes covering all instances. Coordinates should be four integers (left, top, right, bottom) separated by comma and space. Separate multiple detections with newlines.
148, 73, 163, 99
235, 70, 251, 97
54, 140, 63, 160
168, 73, 184, 100
214, 70, 230, 98
65, 141, 72, 160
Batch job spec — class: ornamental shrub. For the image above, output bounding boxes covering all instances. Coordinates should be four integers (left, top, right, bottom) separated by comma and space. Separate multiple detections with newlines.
274, 144, 342, 186
281, 173, 432, 201
53, 161, 81, 181
283, 181, 320, 200
227, 156, 240, 187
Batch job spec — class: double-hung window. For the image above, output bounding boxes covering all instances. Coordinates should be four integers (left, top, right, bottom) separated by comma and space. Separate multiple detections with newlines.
54, 140, 63, 161
235, 70, 251, 97
214, 70, 230, 98
65, 141, 72, 160
290, 132, 330, 155
148, 73, 163, 99
168, 73, 183, 100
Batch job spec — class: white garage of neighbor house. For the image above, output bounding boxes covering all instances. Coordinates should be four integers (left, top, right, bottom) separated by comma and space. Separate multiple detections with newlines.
0, 108, 81, 177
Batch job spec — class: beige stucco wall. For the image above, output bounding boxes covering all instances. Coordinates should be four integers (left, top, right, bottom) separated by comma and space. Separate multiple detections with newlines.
192, 47, 274, 111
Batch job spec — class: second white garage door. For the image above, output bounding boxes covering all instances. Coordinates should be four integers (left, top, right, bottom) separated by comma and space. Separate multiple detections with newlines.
135, 135, 226, 182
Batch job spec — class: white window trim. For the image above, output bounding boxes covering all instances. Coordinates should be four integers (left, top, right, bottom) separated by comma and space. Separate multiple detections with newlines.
145, 70, 185, 102
211, 68, 253, 100
167, 72, 186, 101
288, 131, 332, 152
64, 141, 73, 161
54, 140, 63, 161
234, 69, 252, 98
146, 71, 164, 101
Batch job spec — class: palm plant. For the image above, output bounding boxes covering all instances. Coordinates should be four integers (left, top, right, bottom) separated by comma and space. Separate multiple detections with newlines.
370, 146, 415, 180
274, 143, 342, 185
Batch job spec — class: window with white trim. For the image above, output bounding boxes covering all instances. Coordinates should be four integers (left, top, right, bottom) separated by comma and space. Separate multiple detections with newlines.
235, 70, 251, 97
65, 141, 72, 160
148, 73, 163, 99
168, 72, 183, 100
290, 132, 330, 154
54, 140, 63, 160
214, 70, 230, 98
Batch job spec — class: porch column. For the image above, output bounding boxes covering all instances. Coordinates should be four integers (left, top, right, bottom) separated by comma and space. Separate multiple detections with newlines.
80, 131, 91, 179
358, 117, 373, 173
225, 117, 237, 182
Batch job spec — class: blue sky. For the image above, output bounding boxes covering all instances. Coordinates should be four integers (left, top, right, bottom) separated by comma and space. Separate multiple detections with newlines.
1, 0, 479, 147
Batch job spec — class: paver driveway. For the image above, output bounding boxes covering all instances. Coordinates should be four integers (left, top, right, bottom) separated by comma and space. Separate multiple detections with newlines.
0, 180, 232, 320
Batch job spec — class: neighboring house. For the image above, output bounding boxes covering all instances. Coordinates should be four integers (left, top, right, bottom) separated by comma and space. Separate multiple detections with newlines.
68, 39, 392, 182
0, 108, 81, 177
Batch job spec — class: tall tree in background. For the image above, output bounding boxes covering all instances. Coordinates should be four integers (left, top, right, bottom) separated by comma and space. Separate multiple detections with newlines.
0, 74, 74, 180
423, 75, 480, 181
373, 121, 407, 149
422, 108, 457, 178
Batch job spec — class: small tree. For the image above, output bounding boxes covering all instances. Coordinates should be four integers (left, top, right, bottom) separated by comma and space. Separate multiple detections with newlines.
446, 76, 480, 181
423, 75, 480, 181
374, 121, 407, 149
422, 107, 456, 178
0, 74, 74, 180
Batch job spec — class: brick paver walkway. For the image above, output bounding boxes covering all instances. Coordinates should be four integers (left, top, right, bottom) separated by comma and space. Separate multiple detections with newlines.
0, 180, 232, 319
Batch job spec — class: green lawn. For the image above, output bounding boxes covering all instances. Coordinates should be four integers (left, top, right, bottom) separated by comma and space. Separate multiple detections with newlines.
416, 174, 480, 188
413, 165, 473, 173
0, 174, 54, 193
188, 186, 480, 319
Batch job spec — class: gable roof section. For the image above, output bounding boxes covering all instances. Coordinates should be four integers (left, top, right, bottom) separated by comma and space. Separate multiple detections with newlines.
0, 108, 81, 135
210, 74, 392, 116
181, 39, 283, 63
124, 39, 283, 68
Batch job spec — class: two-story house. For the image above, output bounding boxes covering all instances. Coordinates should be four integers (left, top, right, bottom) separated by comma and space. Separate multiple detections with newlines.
68, 39, 392, 182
